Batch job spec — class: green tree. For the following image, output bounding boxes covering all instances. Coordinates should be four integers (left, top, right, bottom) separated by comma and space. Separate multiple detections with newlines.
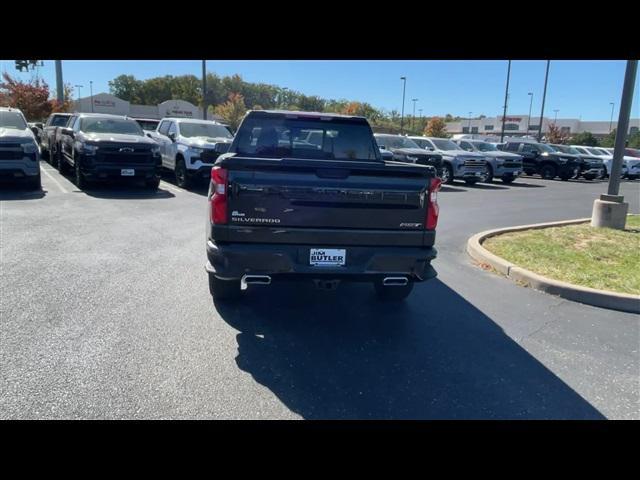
628, 130, 640, 148
108, 74, 143, 103
600, 129, 617, 148
571, 131, 599, 146
213, 93, 247, 131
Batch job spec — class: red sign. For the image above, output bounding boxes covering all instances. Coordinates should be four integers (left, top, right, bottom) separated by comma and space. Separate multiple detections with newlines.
94, 99, 115, 107
499, 116, 522, 122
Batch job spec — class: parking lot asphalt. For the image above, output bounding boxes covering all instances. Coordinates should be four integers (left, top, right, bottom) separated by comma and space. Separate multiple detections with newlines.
1, 162, 639, 419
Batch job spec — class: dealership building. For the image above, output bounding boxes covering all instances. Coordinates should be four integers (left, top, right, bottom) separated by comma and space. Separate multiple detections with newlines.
71, 93, 224, 122
446, 115, 640, 139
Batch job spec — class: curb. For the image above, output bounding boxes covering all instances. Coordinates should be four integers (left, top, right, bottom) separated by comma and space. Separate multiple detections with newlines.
466, 218, 640, 314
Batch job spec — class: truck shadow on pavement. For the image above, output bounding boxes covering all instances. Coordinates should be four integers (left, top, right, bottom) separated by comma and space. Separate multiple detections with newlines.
79, 185, 176, 200
214, 278, 605, 419
0, 185, 47, 200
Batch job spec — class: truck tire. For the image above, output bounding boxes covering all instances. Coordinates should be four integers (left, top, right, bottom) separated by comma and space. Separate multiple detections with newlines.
146, 177, 160, 190
57, 148, 68, 175
373, 280, 414, 301
209, 274, 241, 301
540, 164, 557, 180
441, 163, 454, 184
27, 172, 42, 190
75, 157, 89, 190
175, 158, 191, 189
482, 164, 494, 183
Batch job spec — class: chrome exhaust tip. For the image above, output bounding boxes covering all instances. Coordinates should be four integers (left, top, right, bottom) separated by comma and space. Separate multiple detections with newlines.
241, 275, 272, 290
382, 277, 409, 286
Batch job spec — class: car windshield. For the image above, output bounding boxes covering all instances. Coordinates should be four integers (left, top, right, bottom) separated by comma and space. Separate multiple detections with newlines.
234, 116, 380, 161
0, 111, 28, 130
552, 145, 580, 154
375, 135, 420, 149
537, 143, 556, 153
136, 120, 159, 131
587, 148, 604, 155
474, 142, 499, 152
431, 139, 460, 151
51, 115, 71, 127
81, 117, 144, 135
179, 123, 233, 139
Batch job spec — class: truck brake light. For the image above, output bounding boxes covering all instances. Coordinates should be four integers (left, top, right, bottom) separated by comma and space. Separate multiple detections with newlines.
426, 177, 442, 230
210, 166, 228, 224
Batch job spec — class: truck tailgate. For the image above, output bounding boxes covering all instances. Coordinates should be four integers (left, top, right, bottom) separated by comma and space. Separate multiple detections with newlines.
219, 157, 434, 231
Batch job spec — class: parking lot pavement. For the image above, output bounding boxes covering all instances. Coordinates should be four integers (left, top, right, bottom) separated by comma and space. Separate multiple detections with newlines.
1, 163, 639, 419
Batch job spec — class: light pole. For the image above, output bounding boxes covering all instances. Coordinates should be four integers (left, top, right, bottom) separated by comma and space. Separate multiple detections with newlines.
89, 80, 94, 112
468, 112, 473, 133
609, 102, 615, 133
202, 60, 207, 120
411, 98, 418, 132
55, 60, 64, 106
400, 77, 407, 134
553, 109, 559, 123
500, 60, 511, 143
74, 84, 83, 111
537, 60, 550, 142
526, 92, 533, 136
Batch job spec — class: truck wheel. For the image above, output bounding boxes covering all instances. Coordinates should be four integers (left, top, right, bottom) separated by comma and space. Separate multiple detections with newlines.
373, 281, 414, 301
501, 176, 515, 184
175, 159, 191, 189
146, 178, 160, 190
27, 172, 42, 191
209, 274, 241, 301
540, 164, 557, 180
441, 163, 454, 184
57, 149, 68, 175
75, 158, 88, 190
482, 165, 494, 183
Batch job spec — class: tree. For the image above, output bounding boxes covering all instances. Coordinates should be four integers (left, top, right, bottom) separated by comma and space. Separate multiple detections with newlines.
108, 74, 143, 103
424, 117, 449, 138
628, 130, 640, 148
0, 72, 52, 121
571, 131, 599, 146
50, 83, 75, 113
600, 129, 617, 148
213, 93, 247, 131
546, 123, 569, 144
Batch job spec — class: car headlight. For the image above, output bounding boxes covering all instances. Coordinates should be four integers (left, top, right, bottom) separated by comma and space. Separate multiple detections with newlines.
189, 147, 204, 154
22, 141, 38, 154
406, 155, 418, 161
82, 144, 99, 155
151, 145, 160, 155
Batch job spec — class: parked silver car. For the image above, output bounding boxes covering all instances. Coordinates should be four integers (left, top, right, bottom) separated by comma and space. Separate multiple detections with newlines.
453, 138, 523, 184
0, 107, 41, 189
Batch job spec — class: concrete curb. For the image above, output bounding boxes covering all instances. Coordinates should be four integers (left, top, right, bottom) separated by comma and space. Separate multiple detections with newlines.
466, 218, 640, 314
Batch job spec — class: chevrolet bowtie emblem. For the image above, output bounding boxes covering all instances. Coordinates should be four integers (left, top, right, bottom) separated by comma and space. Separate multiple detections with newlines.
119, 147, 134, 153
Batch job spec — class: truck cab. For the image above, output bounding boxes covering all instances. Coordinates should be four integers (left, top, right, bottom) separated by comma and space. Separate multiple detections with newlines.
41, 112, 73, 166
549, 144, 604, 180
148, 118, 234, 188
502, 139, 581, 180
0, 107, 41, 190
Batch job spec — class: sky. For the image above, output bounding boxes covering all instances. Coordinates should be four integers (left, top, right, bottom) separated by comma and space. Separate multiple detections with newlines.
1, 60, 638, 121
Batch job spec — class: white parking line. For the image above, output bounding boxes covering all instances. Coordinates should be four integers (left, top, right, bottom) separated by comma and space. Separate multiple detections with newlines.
159, 181, 183, 195
40, 165, 69, 193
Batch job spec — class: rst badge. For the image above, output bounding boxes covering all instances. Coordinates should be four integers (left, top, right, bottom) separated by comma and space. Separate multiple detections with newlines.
309, 248, 346, 267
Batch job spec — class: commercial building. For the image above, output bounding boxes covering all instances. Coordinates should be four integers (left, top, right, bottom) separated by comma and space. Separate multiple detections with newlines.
71, 93, 224, 122
446, 115, 640, 139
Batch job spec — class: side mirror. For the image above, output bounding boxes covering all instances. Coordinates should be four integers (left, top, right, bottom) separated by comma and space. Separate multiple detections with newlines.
30, 126, 40, 137
62, 127, 74, 138
378, 145, 386, 150
214, 142, 231, 154
168, 132, 176, 142
146, 132, 152, 138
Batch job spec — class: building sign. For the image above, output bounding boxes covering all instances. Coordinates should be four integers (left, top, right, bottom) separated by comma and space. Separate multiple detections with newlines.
499, 116, 523, 122
167, 108, 193, 117
93, 99, 116, 107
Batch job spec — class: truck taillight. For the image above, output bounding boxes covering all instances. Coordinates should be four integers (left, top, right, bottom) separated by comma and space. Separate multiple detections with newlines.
210, 166, 228, 224
426, 177, 442, 230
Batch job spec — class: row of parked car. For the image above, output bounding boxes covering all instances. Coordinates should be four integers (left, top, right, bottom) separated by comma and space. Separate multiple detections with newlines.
2, 106, 640, 192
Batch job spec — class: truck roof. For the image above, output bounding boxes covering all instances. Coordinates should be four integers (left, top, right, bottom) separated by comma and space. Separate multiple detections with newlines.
251, 109, 367, 121
162, 117, 224, 124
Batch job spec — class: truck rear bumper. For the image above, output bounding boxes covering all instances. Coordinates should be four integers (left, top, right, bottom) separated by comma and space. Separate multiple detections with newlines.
206, 240, 437, 282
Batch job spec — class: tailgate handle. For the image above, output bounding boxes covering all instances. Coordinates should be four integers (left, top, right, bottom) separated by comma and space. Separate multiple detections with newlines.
316, 168, 350, 179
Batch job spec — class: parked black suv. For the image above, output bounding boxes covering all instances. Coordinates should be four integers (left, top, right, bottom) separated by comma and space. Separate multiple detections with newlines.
502, 140, 581, 180
373, 134, 443, 176
57, 114, 162, 189
549, 144, 604, 180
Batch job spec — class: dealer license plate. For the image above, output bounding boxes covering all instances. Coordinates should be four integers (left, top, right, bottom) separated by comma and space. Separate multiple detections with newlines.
121, 169, 135, 176
309, 248, 346, 267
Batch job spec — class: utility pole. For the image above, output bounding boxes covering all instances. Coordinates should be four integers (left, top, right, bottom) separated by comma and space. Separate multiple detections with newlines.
591, 60, 637, 230
411, 98, 418, 132
526, 92, 533, 136
609, 102, 615, 133
400, 77, 407, 134
89, 80, 94, 112
468, 112, 473, 133
74, 85, 83, 111
201, 60, 207, 120
553, 109, 559, 123
500, 60, 511, 143
55, 60, 64, 105
537, 60, 550, 142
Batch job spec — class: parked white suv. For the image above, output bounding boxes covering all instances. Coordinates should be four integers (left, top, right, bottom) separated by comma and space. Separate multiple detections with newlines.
148, 118, 233, 188
570, 145, 627, 178
0, 107, 41, 189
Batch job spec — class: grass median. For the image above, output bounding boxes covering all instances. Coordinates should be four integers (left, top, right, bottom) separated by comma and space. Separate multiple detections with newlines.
482, 215, 640, 295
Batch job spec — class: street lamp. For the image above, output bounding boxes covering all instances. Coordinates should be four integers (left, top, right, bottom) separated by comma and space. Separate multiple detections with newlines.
89, 80, 94, 112
553, 109, 559, 123
609, 102, 615, 133
400, 77, 407, 134
74, 84, 83, 111
468, 111, 473, 134
526, 92, 534, 136
411, 98, 418, 132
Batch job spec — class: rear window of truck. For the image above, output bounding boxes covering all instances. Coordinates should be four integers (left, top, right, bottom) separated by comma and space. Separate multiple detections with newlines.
232, 116, 381, 161
50, 115, 71, 127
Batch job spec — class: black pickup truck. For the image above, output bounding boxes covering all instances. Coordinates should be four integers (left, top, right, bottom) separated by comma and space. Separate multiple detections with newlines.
41, 112, 73, 167
502, 140, 581, 180
205, 110, 441, 302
